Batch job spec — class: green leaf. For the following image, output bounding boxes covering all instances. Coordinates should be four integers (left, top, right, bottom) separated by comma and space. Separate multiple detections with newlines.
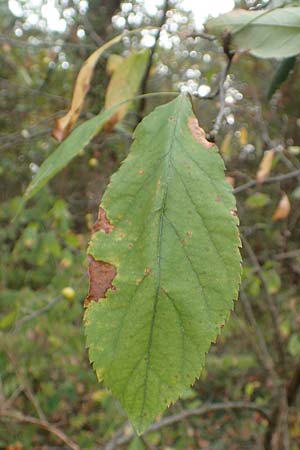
267, 57, 296, 100
84, 95, 241, 433
24, 106, 119, 201
206, 7, 300, 58
0, 304, 19, 330
245, 193, 271, 209
288, 334, 300, 357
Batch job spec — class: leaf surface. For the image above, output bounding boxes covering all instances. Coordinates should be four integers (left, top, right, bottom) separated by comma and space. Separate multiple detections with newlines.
267, 56, 296, 100
206, 7, 300, 58
256, 149, 275, 183
84, 95, 241, 433
104, 50, 149, 131
272, 193, 291, 221
24, 106, 118, 201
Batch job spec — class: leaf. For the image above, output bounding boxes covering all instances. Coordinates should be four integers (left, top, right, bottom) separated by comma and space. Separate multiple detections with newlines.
267, 57, 296, 100
206, 7, 300, 59
0, 304, 19, 330
239, 127, 248, 146
220, 132, 233, 158
104, 50, 149, 131
245, 193, 271, 209
288, 334, 300, 357
256, 149, 275, 183
24, 106, 119, 201
106, 53, 125, 77
52, 33, 125, 142
84, 95, 241, 433
272, 193, 291, 221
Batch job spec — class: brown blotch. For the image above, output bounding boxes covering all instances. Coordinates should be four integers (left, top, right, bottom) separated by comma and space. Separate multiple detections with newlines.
84, 207, 116, 307
230, 209, 238, 217
103, 113, 119, 132
92, 207, 114, 234
188, 117, 214, 149
138, 169, 145, 175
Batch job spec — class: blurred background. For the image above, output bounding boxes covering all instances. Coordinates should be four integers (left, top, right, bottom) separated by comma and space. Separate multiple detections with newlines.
1, 0, 300, 449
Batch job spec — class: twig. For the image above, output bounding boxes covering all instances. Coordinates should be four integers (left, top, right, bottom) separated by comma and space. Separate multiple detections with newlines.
104, 402, 270, 449
138, 0, 170, 118
274, 249, 300, 261
239, 288, 276, 376
241, 235, 286, 369
207, 36, 234, 141
81, 15, 104, 46
233, 169, 300, 194
0, 409, 79, 450
13, 296, 62, 332
183, 31, 216, 42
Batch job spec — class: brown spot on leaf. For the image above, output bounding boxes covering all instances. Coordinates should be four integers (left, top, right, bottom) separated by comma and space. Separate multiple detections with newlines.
186, 231, 193, 237
85, 256, 116, 307
84, 207, 116, 307
92, 207, 114, 234
230, 209, 238, 217
188, 117, 214, 149
138, 169, 145, 175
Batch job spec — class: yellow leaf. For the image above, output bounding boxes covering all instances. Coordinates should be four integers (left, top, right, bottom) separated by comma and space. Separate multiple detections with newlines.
272, 193, 291, 221
104, 49, 149, 131
220, 132, 233, 157
257, 149, 274, 183
52, 33, 125, 142
106, 54, 125, 77
239, 127, 248, 146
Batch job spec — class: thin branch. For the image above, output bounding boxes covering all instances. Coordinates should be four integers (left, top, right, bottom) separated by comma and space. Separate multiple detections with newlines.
274, 249, 300, 261
206, 36, 234, 141
241, 235, 286, 369
104, 402, 270, 449
239, 288, 276, 377
138, 0, 170, 117
13, 296, 62, 332
183, 31, 216, 42
233, 169, 300, 194
0, 409, 79, 450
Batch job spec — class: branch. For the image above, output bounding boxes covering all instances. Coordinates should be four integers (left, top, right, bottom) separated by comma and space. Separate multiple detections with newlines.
13, 296, 62, 332
104, 402, 270, 449
233, 169, 300, 194
241, 235, 286, 369
138, 0, 170, 117
239, 288, 276, 377
0, 409, 79, 450
183, 31, 216, 41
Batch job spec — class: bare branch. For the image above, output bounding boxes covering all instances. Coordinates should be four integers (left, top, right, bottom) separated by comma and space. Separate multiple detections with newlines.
138, 0, 170, 117
233, 169, 300, 194
104, 402, 270, 449
241, 235, 286, 369
0, 409, 79, 450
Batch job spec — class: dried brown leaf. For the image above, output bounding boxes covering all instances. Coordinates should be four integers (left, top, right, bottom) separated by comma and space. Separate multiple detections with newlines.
272, 193, 291, 221
52, 34, 124, 142
257, 149, 275, 183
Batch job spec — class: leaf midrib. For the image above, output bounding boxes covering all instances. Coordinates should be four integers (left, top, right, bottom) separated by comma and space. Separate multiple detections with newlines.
138, 101, 182, 428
